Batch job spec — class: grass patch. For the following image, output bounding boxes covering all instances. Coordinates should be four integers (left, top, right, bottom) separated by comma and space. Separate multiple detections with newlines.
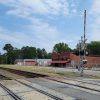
0, 65, 79, 75
0, 65, 100, 79
56, 71, 78, 75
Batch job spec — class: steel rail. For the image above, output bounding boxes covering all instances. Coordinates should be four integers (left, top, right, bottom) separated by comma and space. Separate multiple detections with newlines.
15, 79, 63, 100
0, 73, 63, 100
45, 77, 100, 93
61, 76, 100, 86
0, 67, 100, 95
0, 82, 22, 100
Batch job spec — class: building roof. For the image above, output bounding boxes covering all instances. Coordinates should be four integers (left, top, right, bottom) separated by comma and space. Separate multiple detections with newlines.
24, 59, 36, 61
15, 59, 24, 62
50, 60, 69, 63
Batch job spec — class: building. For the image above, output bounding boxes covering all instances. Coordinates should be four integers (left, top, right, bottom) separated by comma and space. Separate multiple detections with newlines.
15, 59, 24, 66
15, 59, 51, 66
15, 59, 36, 66
51, 53, 71, 67
70, 53, 100, 67
24, 59, 36, 66
36, 59, 51, 66
51, 52, 100, 67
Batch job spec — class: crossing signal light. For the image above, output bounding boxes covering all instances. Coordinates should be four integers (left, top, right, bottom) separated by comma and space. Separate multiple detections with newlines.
79, 50, 89, 56
80, 50, 84, 55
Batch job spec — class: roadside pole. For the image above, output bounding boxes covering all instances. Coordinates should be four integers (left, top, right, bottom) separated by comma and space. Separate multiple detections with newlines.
79, 10, 87, 77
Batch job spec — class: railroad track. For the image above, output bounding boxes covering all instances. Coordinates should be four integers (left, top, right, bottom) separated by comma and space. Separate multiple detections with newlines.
45, 77, 100, 93
69, 79, 100, 86
0, 67, 100, 86
60, 76, 100, 86
0, 68, 100, 96
0, 82, 22, 100
1, 72, 100, 93
15, 79, 63, 100
0, 75, 63, 100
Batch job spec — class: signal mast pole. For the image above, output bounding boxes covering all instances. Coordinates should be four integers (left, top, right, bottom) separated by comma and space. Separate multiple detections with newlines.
79, 10, 87, 76
84, 10, 86, 58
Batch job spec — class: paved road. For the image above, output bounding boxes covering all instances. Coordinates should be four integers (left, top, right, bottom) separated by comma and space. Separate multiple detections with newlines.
34, 66, 100, 76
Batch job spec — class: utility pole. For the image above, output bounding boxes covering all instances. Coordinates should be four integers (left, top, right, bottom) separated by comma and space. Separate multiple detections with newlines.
84, 10, 87, 58
80, 36, 84, 76
79, 10, 87, 76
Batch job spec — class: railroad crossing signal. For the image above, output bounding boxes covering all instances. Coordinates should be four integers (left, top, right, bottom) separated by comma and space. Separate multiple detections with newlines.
78, 10, 88, 77
79, 50, 89, 56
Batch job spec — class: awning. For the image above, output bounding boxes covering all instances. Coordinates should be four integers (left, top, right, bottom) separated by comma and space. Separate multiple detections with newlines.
50, 60, 69, 64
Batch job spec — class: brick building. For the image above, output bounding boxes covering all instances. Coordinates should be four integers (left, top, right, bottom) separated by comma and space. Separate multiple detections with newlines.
51, 52, 100, 67
51, 53, 71, 67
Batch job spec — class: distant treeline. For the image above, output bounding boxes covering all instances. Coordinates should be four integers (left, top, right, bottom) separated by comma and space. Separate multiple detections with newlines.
0, 44, 51, 64
0, 41, 100, 64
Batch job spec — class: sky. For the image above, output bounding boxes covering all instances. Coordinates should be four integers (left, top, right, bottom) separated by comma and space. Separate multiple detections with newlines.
0, 0, 100, 53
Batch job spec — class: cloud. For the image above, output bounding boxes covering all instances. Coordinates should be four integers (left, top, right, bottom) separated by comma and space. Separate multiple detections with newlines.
28, 17, 59, 38
7, 8, 31, 18
0, 17, 78, 52
23, 17, 61, 51
0, 0, 15, 4
0, 0, 81, 52
0, 16, 60, 52
0, 27, 36, 46
91, 0, 100, 15
0, 0, 69, 18
0, 26, 32, 53
89, 0, 100, 41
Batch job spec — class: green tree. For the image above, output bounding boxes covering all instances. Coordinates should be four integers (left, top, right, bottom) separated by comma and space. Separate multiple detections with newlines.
3, 44, 13, 52
87, 41, 100, 55
36, 48, 48, 59
21, 46, 36, 59
53, 42, 71, 53
41, 48, 47, 59
46, 53, 52, 59
10, 49, 22, 64
3, 44, 14, 64
0, 54, 7, 64
3, 44, 21, 64
36, 48, 42, 58
0, 53, 2, 64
